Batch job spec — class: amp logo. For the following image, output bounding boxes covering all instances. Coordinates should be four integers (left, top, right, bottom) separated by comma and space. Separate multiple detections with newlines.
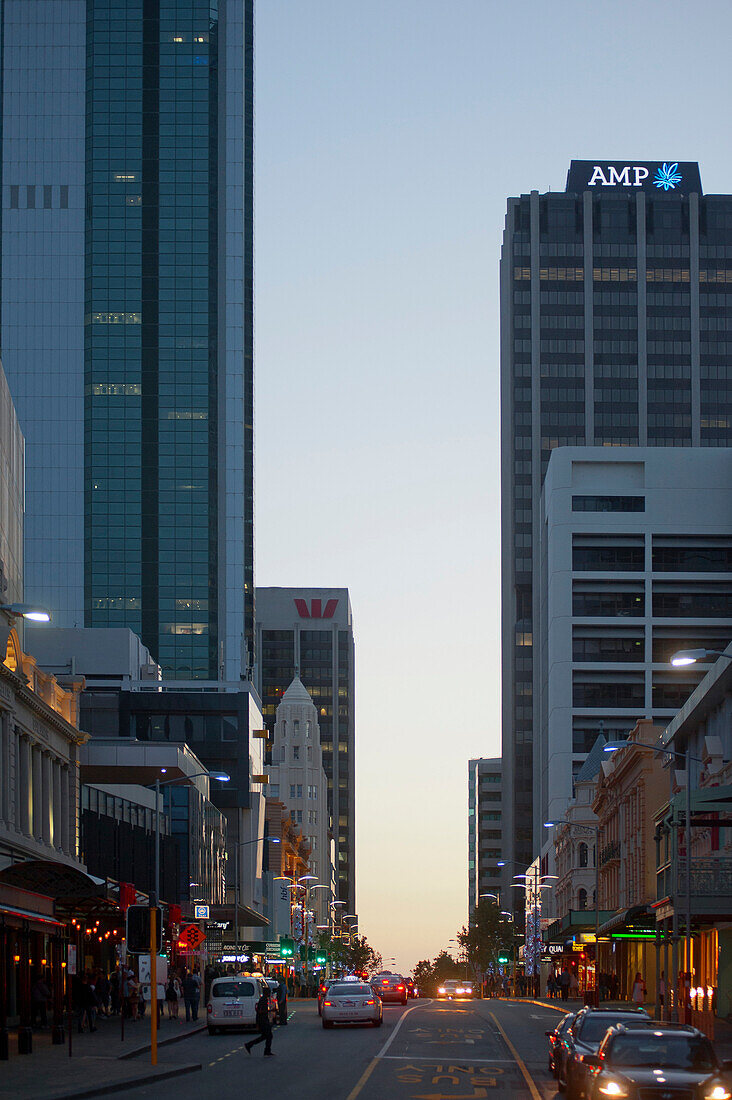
294, 598, 338, 619
587, 165, 651, 187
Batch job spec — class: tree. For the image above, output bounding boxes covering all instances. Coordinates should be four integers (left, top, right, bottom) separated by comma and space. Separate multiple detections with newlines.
457, 897, 516, 979
411, 950, 461, 995
346, 934, 382, 976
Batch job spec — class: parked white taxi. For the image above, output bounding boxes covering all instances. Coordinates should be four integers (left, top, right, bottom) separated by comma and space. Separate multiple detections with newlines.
321, 980, 383, 1029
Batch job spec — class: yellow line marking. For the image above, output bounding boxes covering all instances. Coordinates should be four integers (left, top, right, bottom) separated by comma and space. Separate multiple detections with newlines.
488, 1012, 543, 1100
345, 1056, 380, 1100
345, 1001, 429, 1100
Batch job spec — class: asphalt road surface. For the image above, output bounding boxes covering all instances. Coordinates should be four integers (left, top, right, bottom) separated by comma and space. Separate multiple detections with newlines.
114, 997, 567, 1100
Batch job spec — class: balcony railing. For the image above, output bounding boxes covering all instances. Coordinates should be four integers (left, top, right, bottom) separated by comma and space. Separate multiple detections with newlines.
676, 857, 732, 897
600, 841, 621, 866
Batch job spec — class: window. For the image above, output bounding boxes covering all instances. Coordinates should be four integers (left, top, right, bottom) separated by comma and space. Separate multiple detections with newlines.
43, 185, 52, 209
290, 784, 296, 799
26, 185, 35, 209
578, 843, 588, 868
306, 721, 312, 738
578, 888, 588, 910
294, 720, 300, 734
293, 745, 300, 760
10, 185, 18, 208
59, 185, 68, 209
269, 784, 279, 798
572, 496, 644, 512
296, 810, 302, 824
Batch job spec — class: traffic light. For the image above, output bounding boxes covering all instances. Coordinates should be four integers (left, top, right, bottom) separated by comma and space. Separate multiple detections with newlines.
497, 953, 510, 965
315, 951, 327, 965
125, 905, 163, 954
280, 937, 294, 958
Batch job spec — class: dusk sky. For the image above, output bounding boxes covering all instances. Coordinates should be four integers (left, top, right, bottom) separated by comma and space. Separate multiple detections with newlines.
253, 0, 732, 973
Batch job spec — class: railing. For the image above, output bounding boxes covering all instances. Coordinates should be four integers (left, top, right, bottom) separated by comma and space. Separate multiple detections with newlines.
676, 857, 732, 896
599, 841, 621, 866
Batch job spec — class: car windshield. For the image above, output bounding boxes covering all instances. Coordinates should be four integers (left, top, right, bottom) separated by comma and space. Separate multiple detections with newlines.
579, 1015, 645, 1043
608, 1035, 717, 1071
212, 981, 255, 998
329, 984, 372, 997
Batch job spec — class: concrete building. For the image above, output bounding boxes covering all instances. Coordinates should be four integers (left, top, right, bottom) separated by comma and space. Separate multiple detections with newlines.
267, 676, 333, 926
0, 0, 255, 679
500, 159, 732, 894
256, 588, 356, 910
0, 358, 24, 608
468, 757, 503, 916
538, 447, 732, 830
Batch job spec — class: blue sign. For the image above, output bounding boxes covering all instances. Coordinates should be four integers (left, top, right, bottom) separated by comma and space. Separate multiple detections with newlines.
566, 160, 702, 195
194, 904, 210, 920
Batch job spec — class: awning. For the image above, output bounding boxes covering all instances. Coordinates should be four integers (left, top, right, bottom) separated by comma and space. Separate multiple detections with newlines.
600, 904, 655, 936
0, 903, 65, 928
206, 903, 269, 929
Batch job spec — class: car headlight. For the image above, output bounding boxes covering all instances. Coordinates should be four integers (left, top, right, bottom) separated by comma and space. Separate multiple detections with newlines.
599, 1082, 627, 1097
438, 987, 446, 994
706, 1088, 731, 1100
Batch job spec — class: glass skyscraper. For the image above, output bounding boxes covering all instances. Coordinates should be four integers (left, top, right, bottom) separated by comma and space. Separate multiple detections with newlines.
500, 160, 732, 889
1, 0, 253, 680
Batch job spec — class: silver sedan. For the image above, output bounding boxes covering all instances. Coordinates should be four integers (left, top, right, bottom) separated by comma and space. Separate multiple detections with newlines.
321, 982, 383, 1028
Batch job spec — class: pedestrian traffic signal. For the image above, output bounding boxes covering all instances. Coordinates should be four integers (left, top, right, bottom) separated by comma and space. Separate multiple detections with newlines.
497, 953, 510, 964
126, 905, 163, 954
280, 937, 294, 957
315, 952, 327, 965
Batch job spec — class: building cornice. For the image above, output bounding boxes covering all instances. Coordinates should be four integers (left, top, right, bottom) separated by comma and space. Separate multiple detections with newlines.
0, 662, 89, 747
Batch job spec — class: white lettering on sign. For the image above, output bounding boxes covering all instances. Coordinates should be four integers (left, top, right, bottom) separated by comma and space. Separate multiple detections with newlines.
588, 165, 651, 187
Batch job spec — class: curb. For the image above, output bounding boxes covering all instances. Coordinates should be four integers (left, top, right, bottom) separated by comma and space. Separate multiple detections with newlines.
118, 1023, 207, 1060
43, 1062, 202, 1100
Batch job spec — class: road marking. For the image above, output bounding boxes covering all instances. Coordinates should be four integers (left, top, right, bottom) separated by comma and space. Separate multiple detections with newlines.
488, 1012, 543, 1100
344, 1001, 432, 1100
381, 1056, 514, 1063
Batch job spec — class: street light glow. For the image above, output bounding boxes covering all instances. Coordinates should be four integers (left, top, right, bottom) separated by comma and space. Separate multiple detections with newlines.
1, 602, 51, 622
670, 648, 709, 666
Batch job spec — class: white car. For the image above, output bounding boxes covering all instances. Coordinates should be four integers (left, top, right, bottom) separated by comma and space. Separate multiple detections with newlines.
322, 981, 383, 1029
437, 978, 473, 1000
207, 975, 269, 1034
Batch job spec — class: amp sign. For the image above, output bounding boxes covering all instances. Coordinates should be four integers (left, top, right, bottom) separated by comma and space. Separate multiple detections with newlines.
566, 160, 702, 196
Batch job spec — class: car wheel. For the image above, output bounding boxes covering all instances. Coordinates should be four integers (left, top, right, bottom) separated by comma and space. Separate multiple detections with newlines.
322, 1019, 333, 1029
374, 1016, 383, 1027
208, 1026, 217, 1036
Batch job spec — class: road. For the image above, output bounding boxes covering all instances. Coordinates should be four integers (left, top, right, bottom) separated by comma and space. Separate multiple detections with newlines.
114, 997, 566, 1100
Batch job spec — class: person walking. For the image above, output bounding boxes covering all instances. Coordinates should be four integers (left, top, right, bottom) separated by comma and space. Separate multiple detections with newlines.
31, 974, 51, 1028
559, 967, 570, 1002
631, 972, 646, 1006
245, 989, 274, 1056
659, 971, 666, 1015
166, 973, 181, 1020
182, 969, 200, 1022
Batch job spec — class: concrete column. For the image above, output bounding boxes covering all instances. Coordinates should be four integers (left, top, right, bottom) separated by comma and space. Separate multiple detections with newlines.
18, 736, 32, 836
41, 752, 53, 845
52, 759, 62, 849
32, 746, 42, 840
0, 712, 9, 824
60, 765, 70, 855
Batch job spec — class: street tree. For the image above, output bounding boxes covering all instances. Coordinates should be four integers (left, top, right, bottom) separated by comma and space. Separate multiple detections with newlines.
457, 897, 516, 980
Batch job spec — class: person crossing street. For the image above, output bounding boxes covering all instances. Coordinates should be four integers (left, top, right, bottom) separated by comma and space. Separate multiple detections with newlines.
245, 989, 274, 1057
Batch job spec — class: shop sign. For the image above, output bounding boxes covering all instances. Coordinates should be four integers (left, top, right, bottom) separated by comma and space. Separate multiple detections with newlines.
547, 944, 564, 955
68, 946, 77, 975
194, 905, 210, 920
572, 943, 585, 952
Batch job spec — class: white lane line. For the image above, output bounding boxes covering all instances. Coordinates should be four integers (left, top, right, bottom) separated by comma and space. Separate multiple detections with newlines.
376, 999, 433, 1060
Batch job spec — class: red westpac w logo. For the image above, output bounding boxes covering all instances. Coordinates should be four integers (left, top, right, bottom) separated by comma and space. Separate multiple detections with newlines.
294, 598, 338, 619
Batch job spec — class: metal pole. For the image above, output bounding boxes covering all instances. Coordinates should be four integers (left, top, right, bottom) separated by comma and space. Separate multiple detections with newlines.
155, 777, 160, 903
685, 744, 692, 1022
150, 907, 157, 1066
595, 831, 600, 1006
234, 845, 239, 961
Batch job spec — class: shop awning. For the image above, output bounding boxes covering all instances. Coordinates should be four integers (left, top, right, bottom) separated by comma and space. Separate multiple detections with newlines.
600, 904, 656, 936
545, 909, 615, 944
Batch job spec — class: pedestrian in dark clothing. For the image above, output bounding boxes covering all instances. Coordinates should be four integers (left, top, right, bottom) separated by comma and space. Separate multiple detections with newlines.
276, 980, 288, 1025
182, 969, 200, 1022
245, 991, 274, 1056
78, 974, 98, 1032
31, 975, 51, 1027
559, 968, 570, 1002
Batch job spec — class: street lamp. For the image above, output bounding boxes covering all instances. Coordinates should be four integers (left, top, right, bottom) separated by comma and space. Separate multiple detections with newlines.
0, 602, 51, 622
669, 648, 732, 667
230, 834, 281, 959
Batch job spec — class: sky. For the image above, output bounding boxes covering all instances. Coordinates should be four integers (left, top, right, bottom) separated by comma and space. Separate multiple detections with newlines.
253, 0, 732, 974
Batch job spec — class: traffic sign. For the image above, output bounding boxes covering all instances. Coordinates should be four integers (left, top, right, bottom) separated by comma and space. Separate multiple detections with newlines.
178, 924, 206, 950
194, 905, 210, 920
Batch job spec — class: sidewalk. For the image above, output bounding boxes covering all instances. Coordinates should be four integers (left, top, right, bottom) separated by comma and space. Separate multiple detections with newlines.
0, 1011, 205, 1100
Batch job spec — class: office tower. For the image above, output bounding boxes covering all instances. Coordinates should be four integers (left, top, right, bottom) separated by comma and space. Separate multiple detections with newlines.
0, 358, 24, 606
468, 757, 503, 917
0, 0, 254, 680
255, 588, 356, 911
500, 159, 732, 885
538, 447, 732, 829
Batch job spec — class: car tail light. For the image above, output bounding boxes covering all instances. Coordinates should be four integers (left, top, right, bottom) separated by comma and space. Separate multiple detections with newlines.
382, 980, 388, 985
366, 999, 375, 1005
397, 985, 404, 990
324, 1000, 332, 1006
207, 1004, 212, 1013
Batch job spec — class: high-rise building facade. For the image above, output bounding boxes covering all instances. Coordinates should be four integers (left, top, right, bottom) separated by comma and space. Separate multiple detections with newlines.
500, 160, 732, 889
0, 0, 254, 680
468, 757, 503, 918
538, 447, 732, 829
255, 588, 356, 911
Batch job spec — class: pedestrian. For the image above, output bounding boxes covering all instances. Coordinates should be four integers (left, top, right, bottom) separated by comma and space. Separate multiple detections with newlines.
631, 972, 646, 1006
559, 967, 570, 1002
95, 969, 110, 1017
127, 973, 140, 1021
166, 973, 181, 1020
110, 968, 121, 1015
31, 974, 51, 1028
659, 971, 666, 1013
569, 970, 579, 999
78, 973, 98, 1033
245, 989, 274, 1057
182, 969, 201, 1022
276, 979, 288, 1025
547, 973, 556, 999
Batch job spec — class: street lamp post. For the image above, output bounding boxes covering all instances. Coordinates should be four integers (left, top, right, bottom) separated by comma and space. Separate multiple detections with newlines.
498, 859, 557, 997
232, 835, 281, 961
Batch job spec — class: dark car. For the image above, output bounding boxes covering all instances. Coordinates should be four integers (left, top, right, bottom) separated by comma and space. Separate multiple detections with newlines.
406, 979, 417, 999
371, 973, 408, 1005
558, 1007, 651, 1100
547, 1013, 576, 1078
584, 1023, 732, 1100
